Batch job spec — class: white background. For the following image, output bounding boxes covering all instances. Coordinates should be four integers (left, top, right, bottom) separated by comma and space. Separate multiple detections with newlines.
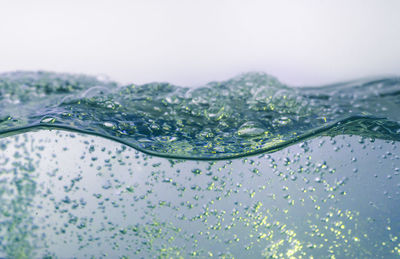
0, 0, 399, 86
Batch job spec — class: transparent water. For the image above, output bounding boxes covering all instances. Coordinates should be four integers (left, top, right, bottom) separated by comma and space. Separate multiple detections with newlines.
0, 72, 399, 258
0, 71, 398, 159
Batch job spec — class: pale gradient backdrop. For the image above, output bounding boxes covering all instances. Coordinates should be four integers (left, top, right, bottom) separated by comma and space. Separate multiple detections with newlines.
0, 0, 399, 86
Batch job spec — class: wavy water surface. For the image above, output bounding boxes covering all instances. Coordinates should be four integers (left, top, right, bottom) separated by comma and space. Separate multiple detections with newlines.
0, 71, 399, 160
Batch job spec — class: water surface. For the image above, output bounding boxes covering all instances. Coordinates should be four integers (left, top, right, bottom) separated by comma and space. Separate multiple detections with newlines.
0, 72, 399, 258
0, 71, 399, 159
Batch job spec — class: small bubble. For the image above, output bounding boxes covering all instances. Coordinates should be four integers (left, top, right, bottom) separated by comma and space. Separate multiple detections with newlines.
126, 186, 134, 193
191, 169, 202, 175
237, 121, 266, 138
103, 122, 115, 128
41, 117, 56, 123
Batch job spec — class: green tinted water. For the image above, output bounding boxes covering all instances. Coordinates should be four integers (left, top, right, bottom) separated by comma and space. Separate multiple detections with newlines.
0, 72, 399, 258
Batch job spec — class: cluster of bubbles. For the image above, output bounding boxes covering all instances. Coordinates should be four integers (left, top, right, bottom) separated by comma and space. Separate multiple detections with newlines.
0, 71, 399, 258
0, 130, 398, 258
0, 71, 399, 159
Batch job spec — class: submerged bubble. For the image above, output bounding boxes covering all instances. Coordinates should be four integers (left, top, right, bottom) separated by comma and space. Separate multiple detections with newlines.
237, 121, 266, 138
191, 168, 202, 175
40, 117, 56, 123
103, 122, 115, 128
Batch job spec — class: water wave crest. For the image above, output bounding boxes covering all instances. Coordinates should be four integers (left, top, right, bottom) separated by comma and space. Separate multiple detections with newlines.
0, 71, 399, 159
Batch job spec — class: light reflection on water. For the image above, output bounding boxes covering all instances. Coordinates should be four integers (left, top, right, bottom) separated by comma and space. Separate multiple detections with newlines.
0, 130, 399, 258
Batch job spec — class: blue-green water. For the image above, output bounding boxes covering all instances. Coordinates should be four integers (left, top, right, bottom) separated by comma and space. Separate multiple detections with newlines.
0, 72, 399, 258
0, 71, 399, 159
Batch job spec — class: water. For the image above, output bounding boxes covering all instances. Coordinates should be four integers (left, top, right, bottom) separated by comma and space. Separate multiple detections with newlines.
0, 72, 399, 258
0, 71, 399, 160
